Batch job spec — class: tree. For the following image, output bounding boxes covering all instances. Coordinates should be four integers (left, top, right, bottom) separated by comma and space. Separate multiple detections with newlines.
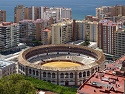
0, 74, 36, 94
82, 36, 90, 46
0, 74, 77, 94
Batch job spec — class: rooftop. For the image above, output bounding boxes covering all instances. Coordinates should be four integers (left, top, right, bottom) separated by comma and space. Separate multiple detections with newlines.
77, 56, 125, 94
77, 71, 125, 94
0, 10, 5, 12
0, 22, 17, 27
99, 19, 117, 26
19, 19, 49, 23
51, 20, 72, 26
0, 60, 14, 69
42, 29, 51, 32
67, 40, 84, 45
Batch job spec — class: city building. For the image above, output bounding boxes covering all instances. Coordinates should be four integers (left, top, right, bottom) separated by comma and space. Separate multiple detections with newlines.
0, 10, 6, 22
73, 20, 84, 40
0, 60, 16, 78
18, 44, 105, 86
96, 5, 125, 20
96, 6, 113, 20
85, 15, 99, 22
98, 19, 118, 55
19, 19, 52, 44
0, 22, 19, 52
73, 20, 98, 42
14, 5, 42, 23
83, 20, 98, 42
42, 29, 51, 45
43, 7, 72, 22
14, 5, 72, 23
77, 55, 125, 94
114, 28, 125, 59
77, 69, 125, 94
43, 7, 72, 23
51, 20, 73, 44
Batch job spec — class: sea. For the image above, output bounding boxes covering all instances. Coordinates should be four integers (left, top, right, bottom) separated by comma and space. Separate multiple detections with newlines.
0, 0, 125, 21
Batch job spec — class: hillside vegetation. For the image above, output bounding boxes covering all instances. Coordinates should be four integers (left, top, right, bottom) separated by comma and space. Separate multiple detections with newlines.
0, 74, 77, 94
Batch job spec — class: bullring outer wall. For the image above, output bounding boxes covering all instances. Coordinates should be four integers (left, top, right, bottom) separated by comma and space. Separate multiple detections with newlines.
18, 44, 105, 86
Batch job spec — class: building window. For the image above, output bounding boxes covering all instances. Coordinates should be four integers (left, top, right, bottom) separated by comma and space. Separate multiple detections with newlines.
87, 71, 90, 76
43, 79, 46, 81
91, 69, 94, 74
36, 71, 39, 76
95, 68, 97, 72
60, 81, 64, 83
83, 72, 86, 77
65, 73, 68, 78
48, 72, 51, 78
52, 80, 56, 83
21, 66, 22, 70
52, 73, 55, 78
98, 67, 100, 71
23, 67, 24, 71
33, 70, 35, 75
43, 72, 46, 77
19, 65, 21, 69
48, 80, 51, 83
29, 69, 31, 74
79, 72, 82, 78
70, 73, 73, 78
60, 73, 64, 78
13, 66, 15, 70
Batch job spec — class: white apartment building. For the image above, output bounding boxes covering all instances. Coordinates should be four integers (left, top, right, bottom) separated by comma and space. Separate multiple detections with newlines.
96, 6, 112, 20
60, 8, 72, 21
74, 20, 84, 40
43, 7, 72, 23
51, 20, 73, 44
83, 21, 98, 42
0, 22, 19, 52
0, 60, 16, 78
43, 11, 57, 23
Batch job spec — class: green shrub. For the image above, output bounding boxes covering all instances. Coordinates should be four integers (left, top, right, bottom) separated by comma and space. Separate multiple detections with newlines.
24, 76, 77, 94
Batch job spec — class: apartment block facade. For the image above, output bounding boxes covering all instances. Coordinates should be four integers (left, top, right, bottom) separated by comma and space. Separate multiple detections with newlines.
0, 22, 19, 52
14, 5, 42, 23
73, 20, 84, 40
14, 5, 72, 23
73, 20, 98, 42
43, 7, 72, 22
19, 19, 53, 44
0, 10, 6, 22
42, 29, 51, 45
96, 5, 125, 20
114, 28, 125, 59
51, 20, 73, 44
98, 20, 118, 55
83, 20, 98, 42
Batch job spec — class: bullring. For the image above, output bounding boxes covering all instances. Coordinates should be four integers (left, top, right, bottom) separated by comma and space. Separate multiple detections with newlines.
18, 44, 105, 86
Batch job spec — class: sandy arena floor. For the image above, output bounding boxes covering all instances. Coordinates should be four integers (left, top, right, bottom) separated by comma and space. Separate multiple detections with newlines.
42, 61, 81, 68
